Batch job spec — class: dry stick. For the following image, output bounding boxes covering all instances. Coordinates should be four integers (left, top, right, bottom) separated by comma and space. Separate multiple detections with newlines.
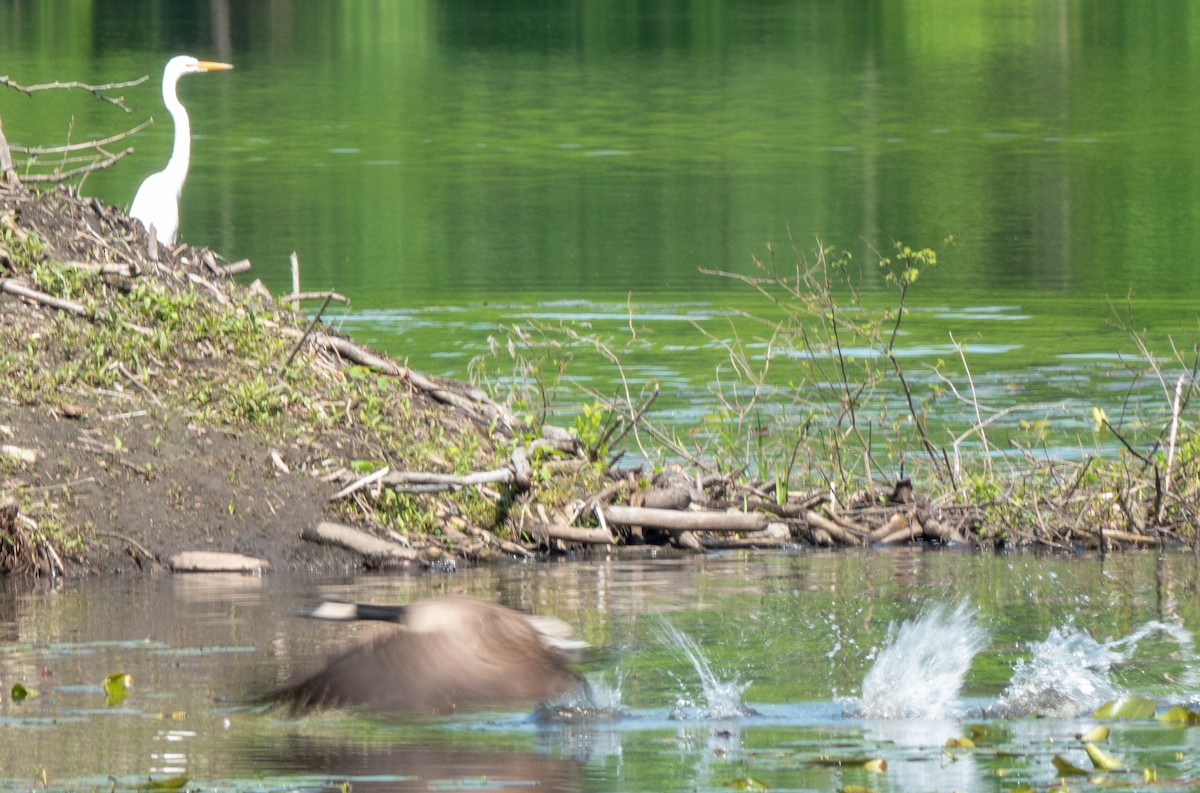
603, 384, 659, 462
283, 291, 336, 371
301, 521, 420, 562
279, 290, 349, 305
94, 530, 158, 561
0, 74, 148, 109
14, 118, 153, 155
116, 362, 163, 407
950, 330, 991, 467
0, 277, 87, 315
1157, 374, 1185, 525
329, 465, 390, 502
19, 147, 134, 183
290, 251, 301, 302
382, 467, 515, 491
0, 113, 15, 183
59, 260, 134, 277
602, 505, 769, 533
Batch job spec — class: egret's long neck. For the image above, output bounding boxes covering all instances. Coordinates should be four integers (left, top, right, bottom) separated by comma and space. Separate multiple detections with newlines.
161, 75, 191, 197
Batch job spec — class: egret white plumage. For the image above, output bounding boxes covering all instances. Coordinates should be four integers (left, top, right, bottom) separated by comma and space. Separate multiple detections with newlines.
130, 55, 233, 245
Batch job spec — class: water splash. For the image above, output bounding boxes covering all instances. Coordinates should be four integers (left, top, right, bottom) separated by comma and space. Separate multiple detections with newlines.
858, 602, 988, 719
992, 621, 1197, 718
535, 671, 626, 723
657, 618, 753, 720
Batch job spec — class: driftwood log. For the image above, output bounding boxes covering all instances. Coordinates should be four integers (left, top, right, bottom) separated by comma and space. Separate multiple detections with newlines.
302, 521, 420, 563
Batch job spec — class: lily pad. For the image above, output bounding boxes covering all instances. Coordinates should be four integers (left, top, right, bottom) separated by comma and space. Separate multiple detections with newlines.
1094, 695, 1156, 720
1084, 742, 1124, 771
136, 774, 189, 790
1052, 754, 1090, 777
103, 672, 133, 706
11, 682, 32, 702
1157, 705, 1200, 725
1078, 724, 1110, 742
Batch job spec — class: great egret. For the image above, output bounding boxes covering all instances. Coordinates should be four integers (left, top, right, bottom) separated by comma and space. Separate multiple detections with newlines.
130, 55, 233, 246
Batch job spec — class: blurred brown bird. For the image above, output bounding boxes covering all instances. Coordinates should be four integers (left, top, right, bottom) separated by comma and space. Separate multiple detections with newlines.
269, 596, 590, 714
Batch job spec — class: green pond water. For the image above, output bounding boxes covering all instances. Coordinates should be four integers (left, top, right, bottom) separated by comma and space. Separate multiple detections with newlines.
3, 1, 1200, 457
1, 551, 1199, 792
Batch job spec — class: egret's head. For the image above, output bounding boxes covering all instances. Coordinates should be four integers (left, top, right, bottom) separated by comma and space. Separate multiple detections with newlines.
165, 55, 234, 81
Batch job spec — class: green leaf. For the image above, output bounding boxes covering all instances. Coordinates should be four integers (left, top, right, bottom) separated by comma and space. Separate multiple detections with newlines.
1051, 754, 1090, 777
1157, 705, 1200, 725
104, 672, 133, 706
1078, 724, 1110, 742
1084, 742, 1124, 771
137, 774, 189, 790
1094, 695, 1156, 719
10, 682, 31, 702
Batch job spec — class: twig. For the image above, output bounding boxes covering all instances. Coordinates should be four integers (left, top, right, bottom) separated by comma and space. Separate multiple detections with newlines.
94, 530, 158, 561
0, 74, 148, 111
117, 362, 163, 407
329, 466, 390, 502
18, 147, 135, 183
1157, 374, 1185, 524
283, 291, 336, 371
278, 291, 349, 305
603, 384, 658, 462
12, 118, 153, 155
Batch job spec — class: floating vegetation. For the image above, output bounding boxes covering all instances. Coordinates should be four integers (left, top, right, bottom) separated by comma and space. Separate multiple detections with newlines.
103, 672, 132, 706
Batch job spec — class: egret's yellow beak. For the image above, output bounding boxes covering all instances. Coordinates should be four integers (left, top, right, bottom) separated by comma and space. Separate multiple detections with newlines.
196, 61, 234, 72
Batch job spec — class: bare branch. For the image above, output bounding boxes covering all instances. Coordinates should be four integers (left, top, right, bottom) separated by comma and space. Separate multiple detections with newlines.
19, 146, 134, 183
0, 74, 149, 112
12, 118, 153, 156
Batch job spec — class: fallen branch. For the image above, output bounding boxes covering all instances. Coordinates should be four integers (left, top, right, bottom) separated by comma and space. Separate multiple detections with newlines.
19, 146, 135, 183
330, 466, 390, 501
1, 277, 88, 316
803, 509, 863, 546
602, 505, 769, 532
382, 467, 515, 492
301, 520, 420, 562
279, 291, 349, 305
0, 74, 148, 110
539, 523, 615, 545
169, 551, 271, 573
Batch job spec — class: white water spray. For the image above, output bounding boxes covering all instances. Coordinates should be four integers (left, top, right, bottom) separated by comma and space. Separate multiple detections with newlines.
859, 602, 988, 719
992, 620, 1197, 718
658, 618, 753, 720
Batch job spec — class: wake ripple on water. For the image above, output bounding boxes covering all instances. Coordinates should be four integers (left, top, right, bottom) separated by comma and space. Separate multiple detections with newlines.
857, 602, 988, 720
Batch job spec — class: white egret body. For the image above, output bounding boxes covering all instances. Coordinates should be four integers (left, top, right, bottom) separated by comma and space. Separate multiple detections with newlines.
130, 55, 233, 245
